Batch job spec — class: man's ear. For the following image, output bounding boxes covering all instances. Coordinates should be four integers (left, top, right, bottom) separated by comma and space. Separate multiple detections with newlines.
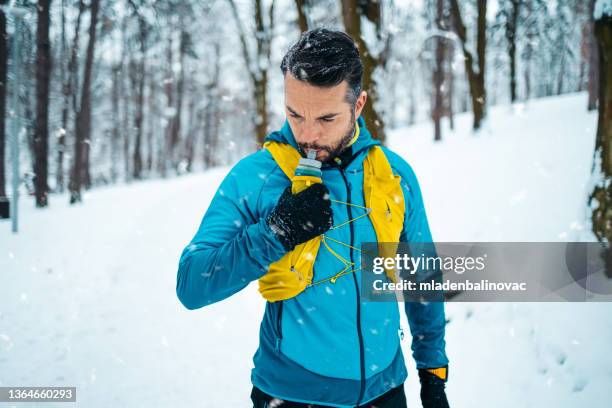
354, 90, 367, 118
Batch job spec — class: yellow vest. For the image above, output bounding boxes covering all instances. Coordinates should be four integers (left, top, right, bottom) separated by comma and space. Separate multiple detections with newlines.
258, 141, 405, 302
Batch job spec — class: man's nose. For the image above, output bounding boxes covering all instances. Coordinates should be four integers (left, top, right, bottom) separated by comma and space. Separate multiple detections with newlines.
300, 122, 321, 145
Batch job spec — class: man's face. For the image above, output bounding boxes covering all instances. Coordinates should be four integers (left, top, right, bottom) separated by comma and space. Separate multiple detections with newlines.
284, 73, 366, 163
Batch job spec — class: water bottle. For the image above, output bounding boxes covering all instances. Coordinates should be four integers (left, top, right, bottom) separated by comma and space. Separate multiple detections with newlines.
292, 149, 322, 194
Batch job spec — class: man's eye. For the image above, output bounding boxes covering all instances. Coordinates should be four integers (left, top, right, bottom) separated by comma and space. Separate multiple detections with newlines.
320, 118, 334, 123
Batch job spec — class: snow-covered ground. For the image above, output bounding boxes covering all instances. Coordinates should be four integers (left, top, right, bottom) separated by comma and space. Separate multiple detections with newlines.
1, 93, 610, 407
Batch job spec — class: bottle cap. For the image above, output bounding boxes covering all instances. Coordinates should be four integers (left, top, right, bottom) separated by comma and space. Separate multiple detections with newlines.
298, 158, 322, 169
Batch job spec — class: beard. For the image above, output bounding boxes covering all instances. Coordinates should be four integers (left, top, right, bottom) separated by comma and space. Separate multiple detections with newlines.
297, 112, 356, 164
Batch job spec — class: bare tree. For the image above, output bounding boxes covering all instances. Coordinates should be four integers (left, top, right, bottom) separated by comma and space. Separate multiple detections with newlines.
111, 64, 120, 183
294, 0, 310, 32
504, 0, 520, 103
160, 31, 173, 177
228, 0, 275, 146
445, 42, 455, 130
121, 15, 131, 182
587, 0, 599, 111
69, 0, 100, 203
0, 1, 7, 200
128, 0, 149, 179
168, 29, 189, 171
57, 0, 85, 193
340, 0, 388, 143
183, 75, 198, 172
449, 0, 487, 130
157, 2, 197, 174
589, 5, 612, 275
204, 42, 221, 169
146, 66, 157, 173
20, 22, 36, 177
553, 1, 571, 96
432, 0, 446, 141
34, 0, 52, 207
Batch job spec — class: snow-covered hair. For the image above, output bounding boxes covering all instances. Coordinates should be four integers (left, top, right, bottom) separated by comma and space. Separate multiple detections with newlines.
280, 28, 363, 107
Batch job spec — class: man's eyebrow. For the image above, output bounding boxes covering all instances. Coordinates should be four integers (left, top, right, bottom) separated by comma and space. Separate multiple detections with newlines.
286, 105, 341, 120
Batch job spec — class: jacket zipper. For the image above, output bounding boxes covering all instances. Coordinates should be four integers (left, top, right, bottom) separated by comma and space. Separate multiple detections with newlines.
339, 168, 366, 407
274, 301, 283, 354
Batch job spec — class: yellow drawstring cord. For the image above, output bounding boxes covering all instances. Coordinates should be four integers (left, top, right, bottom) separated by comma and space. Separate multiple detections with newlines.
305, 199, 383, 287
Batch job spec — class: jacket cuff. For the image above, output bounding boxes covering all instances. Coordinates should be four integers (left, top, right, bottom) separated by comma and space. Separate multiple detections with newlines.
422, 366, 448, 382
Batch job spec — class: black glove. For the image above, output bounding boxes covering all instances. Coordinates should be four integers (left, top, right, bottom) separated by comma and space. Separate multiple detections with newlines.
266, 184, 333, 251
419, 367, 450, 408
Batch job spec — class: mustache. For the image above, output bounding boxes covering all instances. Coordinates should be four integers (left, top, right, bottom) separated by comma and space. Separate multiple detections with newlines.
297, 144, 332, 154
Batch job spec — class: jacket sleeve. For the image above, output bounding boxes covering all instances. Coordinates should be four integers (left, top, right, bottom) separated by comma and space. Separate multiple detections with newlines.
176, 159, 287, 310
394, 156, 449, 370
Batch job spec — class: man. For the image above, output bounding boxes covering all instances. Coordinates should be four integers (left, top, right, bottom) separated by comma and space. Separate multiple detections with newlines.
176, 28, 449, 408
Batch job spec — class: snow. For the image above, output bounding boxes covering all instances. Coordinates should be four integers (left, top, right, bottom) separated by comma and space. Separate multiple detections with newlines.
594, 0, 612, 19
1, 93, 610, 407
388, 93, 597, 242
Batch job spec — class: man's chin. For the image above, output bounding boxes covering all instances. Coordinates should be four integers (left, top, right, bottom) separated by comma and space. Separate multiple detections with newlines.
317, 152, 331, 162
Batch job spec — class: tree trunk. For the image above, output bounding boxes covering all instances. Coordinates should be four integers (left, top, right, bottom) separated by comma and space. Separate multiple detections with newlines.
121, 16, 131, 182
57, 0, 84, 193
589, 10, 612, 275
449, 0, 487, 130
588, 0, 599, 111
432, 0, 445, 141
340, 0, 386, 142
34, 0, 52, 207
161, 34, 174, 177
253, 73, 269, 145
294, 0, 310, 33
253, 0, 273, 145
506, 0, 519, 103
132, 18, 147, 179
577, 0, 588, 92
228, 0, 274, 146
22, 22, 36, 176
69, 0, 99, 203
111, 65, 120, 183
146, 70, 156, 172
184, 78, 197, 172
168, 30, 186, 171
475, 0, 486, 122
446, 44, 455, 130
57, 0, 67, 194
0, 6, 7, 198
522, 0, 535, 101
408, 89, 416, 125
557, 53, 566, 95
204, 43, 220, 169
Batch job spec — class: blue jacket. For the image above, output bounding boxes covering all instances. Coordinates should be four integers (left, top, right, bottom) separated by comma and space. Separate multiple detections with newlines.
176, 116, 448, 407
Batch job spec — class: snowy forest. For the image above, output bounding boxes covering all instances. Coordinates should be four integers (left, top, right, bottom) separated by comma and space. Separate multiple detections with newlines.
1, 1, 612, 406
0, 0, 608, 204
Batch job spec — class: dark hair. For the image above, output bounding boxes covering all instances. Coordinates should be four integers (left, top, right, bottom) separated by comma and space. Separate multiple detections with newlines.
280, 28, 363, 107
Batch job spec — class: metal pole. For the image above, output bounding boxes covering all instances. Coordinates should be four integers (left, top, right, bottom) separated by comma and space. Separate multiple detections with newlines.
9, 2, 27, 233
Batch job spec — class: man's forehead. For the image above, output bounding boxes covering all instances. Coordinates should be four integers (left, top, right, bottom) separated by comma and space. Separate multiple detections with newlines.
284, 73, 349, 110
